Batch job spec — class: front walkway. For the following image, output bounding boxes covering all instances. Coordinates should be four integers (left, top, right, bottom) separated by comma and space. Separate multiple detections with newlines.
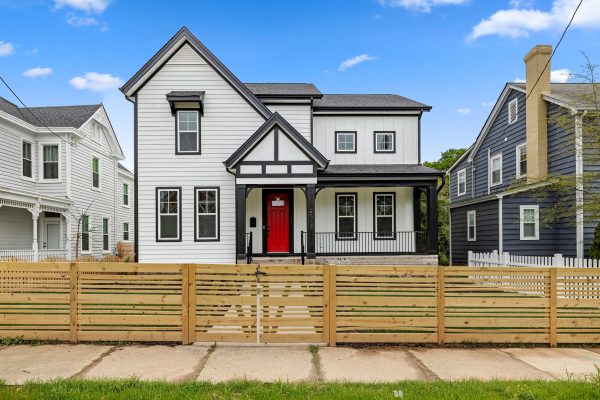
1, 344, 600, 384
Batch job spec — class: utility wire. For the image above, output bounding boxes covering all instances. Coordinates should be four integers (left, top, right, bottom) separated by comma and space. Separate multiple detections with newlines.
525, 0, 583, 101
0, 75, 69, 144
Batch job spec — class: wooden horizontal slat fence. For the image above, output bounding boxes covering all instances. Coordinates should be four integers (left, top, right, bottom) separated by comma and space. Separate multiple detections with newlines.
0, 262, 598, 346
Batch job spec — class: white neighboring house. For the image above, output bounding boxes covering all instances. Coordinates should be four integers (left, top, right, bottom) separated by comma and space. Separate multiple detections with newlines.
0, 96, 134, 261
121, 27, 442, 265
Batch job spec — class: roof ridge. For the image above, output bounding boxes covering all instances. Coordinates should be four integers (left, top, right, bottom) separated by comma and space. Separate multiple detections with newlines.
24, 104, 102, 110
245, 82, 316, 85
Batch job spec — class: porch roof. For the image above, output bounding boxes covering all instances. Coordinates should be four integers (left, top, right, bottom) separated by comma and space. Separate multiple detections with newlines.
318, 164, 443, 178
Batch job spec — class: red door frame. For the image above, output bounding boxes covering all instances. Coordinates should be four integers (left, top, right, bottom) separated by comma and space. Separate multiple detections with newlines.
262, 189, 294, 254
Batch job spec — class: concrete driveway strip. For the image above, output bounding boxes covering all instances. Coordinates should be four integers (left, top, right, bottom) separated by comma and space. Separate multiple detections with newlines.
198, 346, 312, 382
501, 348, 600, 380
83, 345, 209, 382
319, 347, 430, 382
410, 349, 554, 381
0, 345, 112, 385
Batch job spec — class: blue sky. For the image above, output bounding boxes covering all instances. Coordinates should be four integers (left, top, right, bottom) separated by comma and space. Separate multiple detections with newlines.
1, 0, 600, 170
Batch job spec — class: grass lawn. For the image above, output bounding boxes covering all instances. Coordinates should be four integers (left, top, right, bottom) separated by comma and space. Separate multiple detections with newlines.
1, 380, 600, 400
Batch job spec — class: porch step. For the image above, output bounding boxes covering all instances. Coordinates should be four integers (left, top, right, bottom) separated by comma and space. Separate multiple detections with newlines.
252, 257, 303, 265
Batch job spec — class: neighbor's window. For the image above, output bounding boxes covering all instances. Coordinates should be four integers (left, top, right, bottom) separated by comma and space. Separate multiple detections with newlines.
508, 98, 518, 125
336, 193, 357, 239
520, 205, 539, 240
22, 140, 32, 179
42, 144, 59, 180
195, 188, 219, 240
81, 215, 90, 253
123, 222, 129, 241
92, 157, 100, 189
490, 154, 502, 186
177, 110, 199, 153
102, 218, 110, 252
374, 131, 395, 153
516, 143, 527, 178
157, 188, 180, 241
467, 210, 476, 241
123, 183, 129, 206
374, 193, 395, 239
457, 169, 467, 196
335, 131, 356, 153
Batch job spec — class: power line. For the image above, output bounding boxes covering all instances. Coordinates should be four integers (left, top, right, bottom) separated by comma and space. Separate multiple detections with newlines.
0, 75, 69, 144
525, 0, 583, 101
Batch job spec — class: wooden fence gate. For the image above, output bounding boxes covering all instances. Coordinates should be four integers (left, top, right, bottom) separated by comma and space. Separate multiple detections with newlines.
194, 265, 327, 344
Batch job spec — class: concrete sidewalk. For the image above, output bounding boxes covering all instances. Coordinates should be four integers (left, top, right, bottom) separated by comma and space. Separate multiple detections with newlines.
1, 344, 599, 385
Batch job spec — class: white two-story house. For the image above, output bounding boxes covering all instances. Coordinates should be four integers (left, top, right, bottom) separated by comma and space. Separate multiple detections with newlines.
121, 27, 442, 265
0, 97, 134, 261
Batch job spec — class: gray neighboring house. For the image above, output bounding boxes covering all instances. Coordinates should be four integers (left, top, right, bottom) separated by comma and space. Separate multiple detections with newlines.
448, 45, 599, 264
0, 97, 134, 261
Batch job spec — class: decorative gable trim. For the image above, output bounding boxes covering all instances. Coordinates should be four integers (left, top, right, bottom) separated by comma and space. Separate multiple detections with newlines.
81, 106, 125, 160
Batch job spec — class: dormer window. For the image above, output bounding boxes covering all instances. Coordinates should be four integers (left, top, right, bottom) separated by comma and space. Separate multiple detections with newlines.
167, 91, 204, 155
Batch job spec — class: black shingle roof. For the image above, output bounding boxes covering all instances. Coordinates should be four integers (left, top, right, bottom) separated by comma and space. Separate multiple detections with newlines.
320, 164, 442, 176
511, 83, 599, 110
0, 96, 101, 128
245, 83, 322, 97
313, 94, 431, 110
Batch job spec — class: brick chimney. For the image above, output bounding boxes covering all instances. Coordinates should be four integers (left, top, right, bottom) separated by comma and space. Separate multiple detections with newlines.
524, 45, 552, 181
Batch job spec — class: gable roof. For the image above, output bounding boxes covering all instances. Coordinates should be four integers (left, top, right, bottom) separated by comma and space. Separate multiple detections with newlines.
120, 27, 272, 120
245, 83, 322, 98
225, 112, 329, 169
512, 82, 600, 111
313, 94, 431, 110
0, 96, 101, 128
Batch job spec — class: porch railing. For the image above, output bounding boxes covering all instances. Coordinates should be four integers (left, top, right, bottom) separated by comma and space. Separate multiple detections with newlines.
0, 249, 68, 262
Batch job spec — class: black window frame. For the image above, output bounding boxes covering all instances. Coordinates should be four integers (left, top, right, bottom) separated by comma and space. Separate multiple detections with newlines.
194, 186, 220, 242
335, 131, 357, 154
156, 187, 182, 242
175, 109, 201, 155
373, 131, 396, 153
373, 192, 396, 240
335, 192, 358, 240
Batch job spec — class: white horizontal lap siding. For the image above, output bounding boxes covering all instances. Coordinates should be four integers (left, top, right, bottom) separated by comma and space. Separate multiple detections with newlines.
0, 207, 33, 250
118, 174, 135, 244
136, 43, 265, 263
0, 121, 37, 192
266, 104, 311, 141
313, 115, 419, 164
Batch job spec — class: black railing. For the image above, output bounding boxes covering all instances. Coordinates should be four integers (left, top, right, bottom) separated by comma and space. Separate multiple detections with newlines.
245, 232, 253, 264
301, 231, 428, 257
300, 231, 305, 265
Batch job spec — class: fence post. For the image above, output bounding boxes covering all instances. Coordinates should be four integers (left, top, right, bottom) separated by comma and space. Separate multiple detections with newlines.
502, 252, 510, 267
552, 253, 564, 267
328, 265, 337, 347
437, 266, 445, 345
468, 251, 473, 266
322, 265, 330, 345
188, 264, 196, 344
69, 262, 78, 344
182, 264, 190, 345
549, 268, 558, 347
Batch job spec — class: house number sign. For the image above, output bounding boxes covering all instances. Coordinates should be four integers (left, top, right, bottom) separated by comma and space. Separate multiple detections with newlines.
271, 200, 285, 207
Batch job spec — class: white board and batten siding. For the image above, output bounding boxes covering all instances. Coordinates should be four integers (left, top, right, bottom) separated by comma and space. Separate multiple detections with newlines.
266, 103, 311, 141
136, 43, 266, 263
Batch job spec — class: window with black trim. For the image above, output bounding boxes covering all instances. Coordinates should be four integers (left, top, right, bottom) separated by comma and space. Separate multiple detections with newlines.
195, 187, 219, 241
336, 193, 357, 239
22, 140, 32, 179
157, 188, 181, 241
374, 131, 395, 153
374, 193, 395, 239
123, 222, 129, 241
177, 110, 199, 153
335, 131, 356, 153
92, 156, 100, 189
81, 215, 90, 253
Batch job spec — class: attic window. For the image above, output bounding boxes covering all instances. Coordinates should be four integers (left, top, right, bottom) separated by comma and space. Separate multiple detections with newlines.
508, 98, 518, 125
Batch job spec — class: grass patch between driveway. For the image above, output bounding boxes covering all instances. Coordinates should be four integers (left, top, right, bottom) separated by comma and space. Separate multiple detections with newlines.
1, 379, 600, 400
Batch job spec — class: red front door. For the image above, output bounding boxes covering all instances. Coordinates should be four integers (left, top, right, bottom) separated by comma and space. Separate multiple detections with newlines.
266, 192, 290, 253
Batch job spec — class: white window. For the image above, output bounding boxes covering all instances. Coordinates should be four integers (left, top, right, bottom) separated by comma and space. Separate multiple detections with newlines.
123, 183, 129, 206
93, 123, 104, 143
336, 193, 357, 239
520, 205, 539, 240
81, 215, 90, 253
92, 156, 100, 189
123, 222, 129, 241
102, 218, 110, 252
508, 98, 518, 125
467, 210, 476, 241
374, 131, 395, 153
157, 188, 180, 241
177, 110, 199, 153
457, 169, 466, 196
516, 143, 527, 178
374, 193, 395, 239
490, 153, 502, 186
41, 144, 59, 181
22, 140, 33, 179
335, 131, 356, 153
195, 188, 219, 241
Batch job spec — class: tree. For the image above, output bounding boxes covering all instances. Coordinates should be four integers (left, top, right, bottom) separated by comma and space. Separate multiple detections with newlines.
424, 148, 467, 265
63, 200, 101, 260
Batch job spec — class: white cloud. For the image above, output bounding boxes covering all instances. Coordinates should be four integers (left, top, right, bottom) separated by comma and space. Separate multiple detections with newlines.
457, 107, 471, 115
469, 0, 600, 41
0, 41, 15, 56
378, 0, 468, 13
67, 15, 99, 26
551, 68, 571, 83
338, 54, 377, 71
54, 0, 110, 13
482, 101, 495, 107
69, 72, 123, 91
22, 67, 53, 78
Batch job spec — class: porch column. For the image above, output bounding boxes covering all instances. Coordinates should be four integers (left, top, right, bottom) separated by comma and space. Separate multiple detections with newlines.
413, 188, 422, 232
426, 183, 438, 255
29, 204, 40, 262
235, 184, 247, 262
306, 184, 316, 259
